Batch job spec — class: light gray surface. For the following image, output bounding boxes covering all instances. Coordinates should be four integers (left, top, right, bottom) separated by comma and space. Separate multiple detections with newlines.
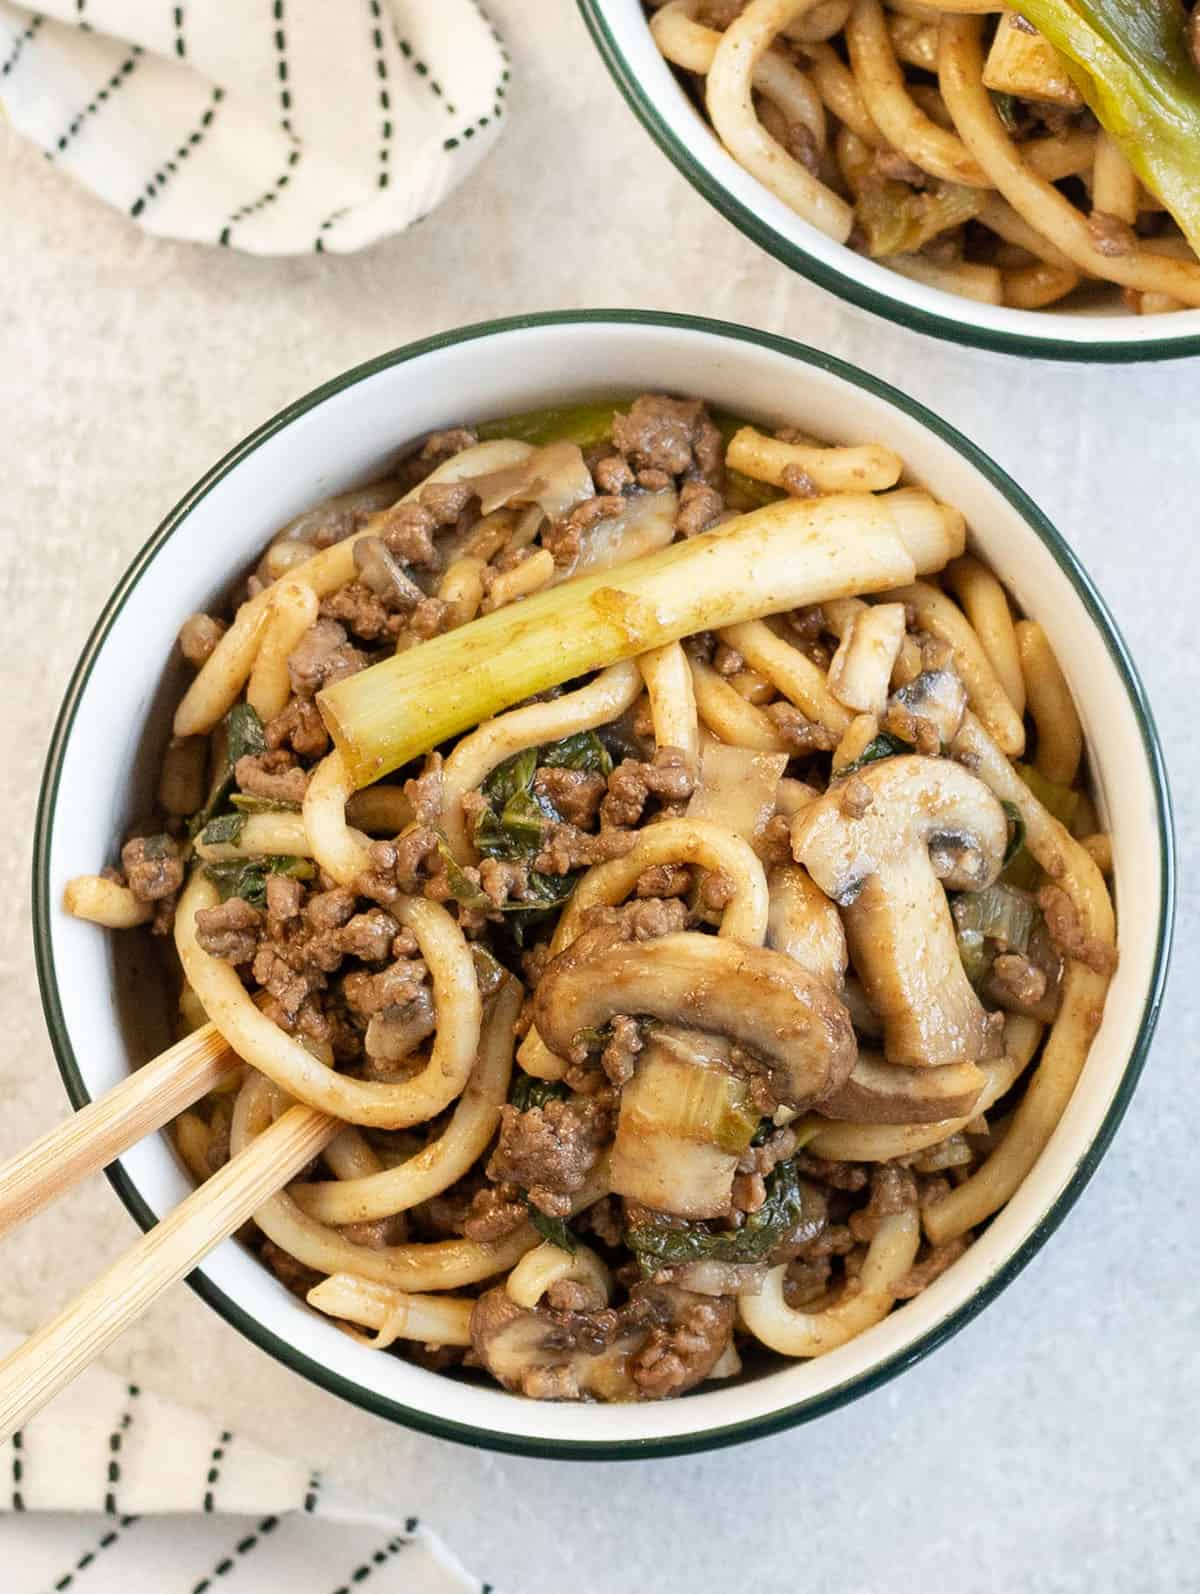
2, 3, 1197, 1590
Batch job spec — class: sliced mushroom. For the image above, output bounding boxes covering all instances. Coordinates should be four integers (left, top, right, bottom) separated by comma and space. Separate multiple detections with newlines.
890, 664, 968, 747
792, 754, 1008, 1067
469, 439, 594, 521
533, 928, 857, 1112
766, 862, 847, 991
818, 1052, 986, 1124
470, 1281, 734, 1402
352, 536, 425, 608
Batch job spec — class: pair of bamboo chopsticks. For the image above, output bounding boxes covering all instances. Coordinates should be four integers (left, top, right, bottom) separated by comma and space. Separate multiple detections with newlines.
0, 1024, 336, 1441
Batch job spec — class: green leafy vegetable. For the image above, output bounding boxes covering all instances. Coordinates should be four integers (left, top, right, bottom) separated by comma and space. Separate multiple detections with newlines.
527, 1204, 578, 1254
188, 703, 267, 838
1016, 0, 1200, 252
1001, 765, 1081, 888
625, 1157, 822, 1275
990, 90, 1023, 135
834, 730, 914, 778
509, 1072, 570, 1112
1002, 800, 1026, 866
200, 811, 247, 848
202, 855, 314, 909
230, 793, 301, 816
477, 403, 619, 450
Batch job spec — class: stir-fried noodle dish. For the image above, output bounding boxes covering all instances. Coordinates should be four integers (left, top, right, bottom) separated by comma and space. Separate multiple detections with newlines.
646, 0, 1200, 315
67, 396, 1117, 1401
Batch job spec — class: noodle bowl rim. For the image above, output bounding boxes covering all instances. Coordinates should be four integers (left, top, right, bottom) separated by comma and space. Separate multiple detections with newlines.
32, 312, 1173, 1457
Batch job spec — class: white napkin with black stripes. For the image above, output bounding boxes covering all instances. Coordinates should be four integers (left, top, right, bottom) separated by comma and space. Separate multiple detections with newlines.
0, 1330, 493, 1594
0, 0, 508, 254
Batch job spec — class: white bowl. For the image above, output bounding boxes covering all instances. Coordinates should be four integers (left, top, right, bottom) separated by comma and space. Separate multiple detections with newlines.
577, 1, 1200, 363
34, 312, 1173, 1457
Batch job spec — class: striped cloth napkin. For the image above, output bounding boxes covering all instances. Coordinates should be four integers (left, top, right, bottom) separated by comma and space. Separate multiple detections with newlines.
0, 0, 508, 254
0, 1330, 493, 1594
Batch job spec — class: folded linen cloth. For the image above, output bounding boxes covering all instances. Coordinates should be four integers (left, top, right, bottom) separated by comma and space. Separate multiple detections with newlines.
0, 1329, 493, 1593
0, 0, 508, 254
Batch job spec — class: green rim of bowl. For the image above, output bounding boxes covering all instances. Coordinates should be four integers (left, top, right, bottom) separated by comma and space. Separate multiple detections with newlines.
575, 2, 1200, 364
33, 311, 1174, 1459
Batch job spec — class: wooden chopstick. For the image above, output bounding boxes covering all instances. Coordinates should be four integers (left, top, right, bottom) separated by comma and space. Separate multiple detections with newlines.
0, 1102, 337, 1442
0, 1023, 240, 1242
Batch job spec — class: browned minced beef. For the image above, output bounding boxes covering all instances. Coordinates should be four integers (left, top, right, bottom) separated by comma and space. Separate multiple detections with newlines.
462, 1182, 529, 1242
532, 765, 607, 828
676, 481, 724, 537
780, 464, 818, 499
578, 896, 689, 941
625, 1286, 735, 1399
796, 1150, 869, 1192
405, 753, 444, 826
235, 749, 310, 804
600, 746, 695, 828
260, 1239, 323, 1300
121, 834, 184, 901
409, 597, 450, 640
1037, 884, 1118, 974
488, 1097, 613, 1217
765, 701, 840, 755
178, 613, 225, 667
893, 1236, 970, 1300
320, 581, 401, 642
988, 952, 1048, 1012
848, 1164, 919, 1242
478, 858, 531, 909
287, 619, 367, 698
339, 1215, 410, 1250
194, 897, 262, 964
533, 823, 636, 875
635, 862, 691, 899
342, 954, 429, 1018
592, 454, 634, 495
610, 395, 723, 484
1087, 209, 1136, 258
354, 831, 439, 904
598, 1013, 642, 1087
265, 696, 329, 758
542, 496, 626, 569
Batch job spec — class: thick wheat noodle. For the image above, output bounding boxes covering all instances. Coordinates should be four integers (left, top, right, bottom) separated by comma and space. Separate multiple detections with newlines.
506, 1240, 613, 1311
846, 0, 986, 186
230, 1071, 537, 1289
725, 426, 902, 493
976, 195, 1078, 275
306, 1275, 474, 1347
886, 0, 1001, 12
194, 811, 312, 862
938, 16, 1200, 306
62, 875, 153, 929
803, 41, 881, 144
323, 1126, 384, 1181
921, 714, 1115, 1245
689, 655, 791, 752
517, 816, 771, 1080
173, 440, 533, 738
804, 1014, 1042, 1161
1092, 131, 1140, 225
721, 618, 853, 734
246, 580, 319, 722
484, 547, 556, 610
882, 581, 1025, 754
651, 0, 826, 147
944, 555, 1025, 717
889, 253, 1003, 303
638, 642, 700, 775
303, 749, 373, 886
177, 873, 483, 1129
739, 1207, 920, 1356
1016, 619, 1082, 787
437, 555, 486, 629
290, 979, 521, 1225
706, 0, 854, 242
440, 661, 643, 861
826, 602, 906, 716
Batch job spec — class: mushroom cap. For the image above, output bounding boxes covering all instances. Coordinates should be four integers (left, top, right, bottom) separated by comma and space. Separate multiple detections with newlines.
792, 753, 1009, 905
533, 927, 857, 1111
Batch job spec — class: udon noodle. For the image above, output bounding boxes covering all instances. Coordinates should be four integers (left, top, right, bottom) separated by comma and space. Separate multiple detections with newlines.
66, 393, 1115, 1401
646, 0, 1200, 314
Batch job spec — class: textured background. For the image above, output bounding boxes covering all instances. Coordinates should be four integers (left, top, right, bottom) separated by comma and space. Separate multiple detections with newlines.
2, 2, 1198, 1590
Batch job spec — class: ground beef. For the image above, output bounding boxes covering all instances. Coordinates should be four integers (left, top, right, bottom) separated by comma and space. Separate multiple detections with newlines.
838, 775, 875, 819
533, 822, 636, 875
635, 862, 691, 898
781, 464, 818, 499
849, 1164, 918, 1241
676, 480, 724, 537
287, 619, 367, 697
264, 696, 329, 758
601, 746, 696, 827
376, 501, 439, 568
194, 896, 262, 963
1087, 209, 1136, 258
796, 1150, 869, 1192
420, 480, 475, 524
320, 580, 400, 642
354, 830, 439, 904
488, 1097, 613, 1216
462, 1183, 529, 1242
339, 1215, 410, 1250
765, 701, 840, 754
873, 148, 929, 185
121, 834, 184, 902
419, 426, 477, 464
731, 1172, 767, 1213
893, 1236, 970, 1300
259, 1239, 323, 1299
592, 454, 634, 495
542, 495, 625, 569
252, 942, 327, 1020
178, 613, 226, 667
409, 596, 450, 640
597, 1013, 642, 1087
578, 896, 689, 941
611, 395, 723, 484
478, 857, 531, 909
884, 700, 941, 756
338, 908, 400, 962
1037, 884, 1117, 973
343, 955, 429, 1018
235, 749, 310, 804
532, 765, 607, 827
627, 1288, 734, 1399
265, 873, 304, 933
362, 990, 437, 1072
988, 951, 1048, 1012
737, 1123, 798, 1178
404, 753, 443, 826
697, 868, 734, 913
